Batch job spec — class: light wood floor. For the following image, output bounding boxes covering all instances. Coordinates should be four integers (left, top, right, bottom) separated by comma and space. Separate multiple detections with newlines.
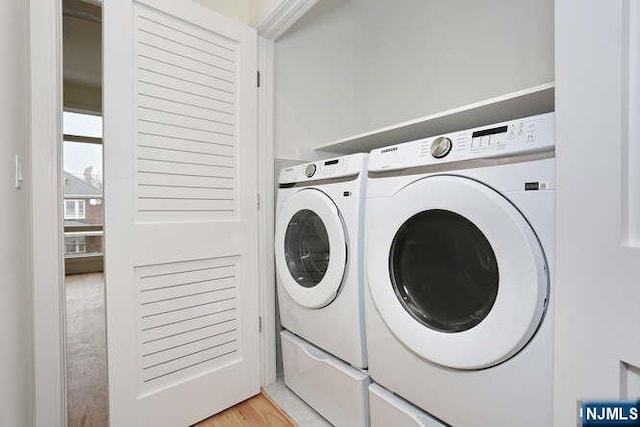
194, 392, 296, 427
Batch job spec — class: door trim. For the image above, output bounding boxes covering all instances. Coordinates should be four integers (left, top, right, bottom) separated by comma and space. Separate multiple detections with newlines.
30, 0, 66, 425
257, 35, 277, 386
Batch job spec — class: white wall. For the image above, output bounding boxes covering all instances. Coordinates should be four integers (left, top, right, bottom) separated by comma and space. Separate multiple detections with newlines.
0, 0, 33, 426
274, 0, 555, 161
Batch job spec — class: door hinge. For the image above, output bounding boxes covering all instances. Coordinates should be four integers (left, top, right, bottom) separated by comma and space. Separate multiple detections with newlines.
257, 70, 261, 88
257, 192, 261, 210
259, 316, 263, 333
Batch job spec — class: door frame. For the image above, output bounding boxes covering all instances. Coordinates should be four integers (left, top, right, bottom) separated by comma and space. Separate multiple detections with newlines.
254, 0, 320, 385
30, 0, 316, 424
30, 0, 66, 425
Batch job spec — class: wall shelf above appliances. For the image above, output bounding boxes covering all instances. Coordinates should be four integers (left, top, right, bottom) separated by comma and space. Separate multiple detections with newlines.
314, 82, 555, 155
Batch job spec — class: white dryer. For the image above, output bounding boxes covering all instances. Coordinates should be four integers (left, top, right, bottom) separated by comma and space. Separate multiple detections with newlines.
365, 113, 555, 426
275, 153, 367, 369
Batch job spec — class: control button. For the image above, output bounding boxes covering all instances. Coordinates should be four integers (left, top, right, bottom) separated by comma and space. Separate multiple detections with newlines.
478, 135, 490, 148
305, 163, 317, 178
431, 137, 453, 158
525, 131, 536, 142
490, 134, 506, 146
525, 121, 537, 131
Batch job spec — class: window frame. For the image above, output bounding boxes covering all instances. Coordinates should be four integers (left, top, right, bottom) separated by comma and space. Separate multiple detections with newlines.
63, 199, 86, 220
64, 236, 87, 255
62, 111, 104, 269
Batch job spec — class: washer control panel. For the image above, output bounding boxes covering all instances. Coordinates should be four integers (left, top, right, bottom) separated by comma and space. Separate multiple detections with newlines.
369, 112, 554, 172
279, 153, 367, 184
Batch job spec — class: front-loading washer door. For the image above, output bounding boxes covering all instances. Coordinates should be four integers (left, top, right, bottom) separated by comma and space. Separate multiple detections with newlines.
275, 188, 347, 309
367, 175, 549, 370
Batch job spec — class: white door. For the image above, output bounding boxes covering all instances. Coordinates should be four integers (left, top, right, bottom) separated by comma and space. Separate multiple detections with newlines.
104, 0, 259, 425
275, 189, 347, 309
555, 0, 640, 425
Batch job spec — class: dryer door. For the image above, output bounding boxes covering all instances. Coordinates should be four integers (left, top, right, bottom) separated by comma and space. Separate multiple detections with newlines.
367, 175, 549, 370
275, 188, 347, 309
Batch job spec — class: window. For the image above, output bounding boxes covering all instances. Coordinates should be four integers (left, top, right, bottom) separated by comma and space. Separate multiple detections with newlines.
63, 111, 102, 138
63, 112, 104, 261
65, 236, 87, 255
64, 199, 86, 220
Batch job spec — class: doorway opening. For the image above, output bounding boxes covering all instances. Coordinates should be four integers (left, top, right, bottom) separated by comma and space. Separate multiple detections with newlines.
62, 0, 107, 425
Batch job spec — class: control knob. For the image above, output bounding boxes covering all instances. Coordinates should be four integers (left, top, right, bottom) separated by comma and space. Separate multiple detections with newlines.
431, 137, 453, 159
305, 164, 317, 178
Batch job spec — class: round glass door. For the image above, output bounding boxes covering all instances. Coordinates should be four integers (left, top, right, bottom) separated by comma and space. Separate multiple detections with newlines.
390, 209, 499, 333
366, 175, 549, 370
284, 209, 330, 288
275, 189, 347, 309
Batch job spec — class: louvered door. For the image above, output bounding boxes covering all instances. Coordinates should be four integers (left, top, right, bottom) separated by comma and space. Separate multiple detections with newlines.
104, 1, 259, 425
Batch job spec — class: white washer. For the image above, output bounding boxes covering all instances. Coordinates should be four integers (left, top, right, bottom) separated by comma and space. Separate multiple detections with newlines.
275, 153, 367, 368
365, 113, 555, 426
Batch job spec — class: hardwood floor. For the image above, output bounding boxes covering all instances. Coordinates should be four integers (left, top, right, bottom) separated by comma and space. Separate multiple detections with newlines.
194, 392, 296, 427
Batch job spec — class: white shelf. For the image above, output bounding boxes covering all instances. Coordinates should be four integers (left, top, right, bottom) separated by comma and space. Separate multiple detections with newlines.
314, 83, 555, 154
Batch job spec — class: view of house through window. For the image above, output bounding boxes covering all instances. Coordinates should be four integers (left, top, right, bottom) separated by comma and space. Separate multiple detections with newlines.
63, 111, 104, 268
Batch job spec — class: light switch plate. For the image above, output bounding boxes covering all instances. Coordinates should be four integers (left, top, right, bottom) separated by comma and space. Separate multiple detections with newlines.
15, 154, 23, 189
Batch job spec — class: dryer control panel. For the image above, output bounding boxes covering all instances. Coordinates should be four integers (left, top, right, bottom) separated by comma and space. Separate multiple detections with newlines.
368, 112, 554, 172
279, 152, 368, 184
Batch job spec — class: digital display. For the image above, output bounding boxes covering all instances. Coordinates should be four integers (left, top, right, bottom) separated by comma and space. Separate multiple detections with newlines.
472, 125, 508, 138
525, 182, 540, 191
324, 159, 339, 165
